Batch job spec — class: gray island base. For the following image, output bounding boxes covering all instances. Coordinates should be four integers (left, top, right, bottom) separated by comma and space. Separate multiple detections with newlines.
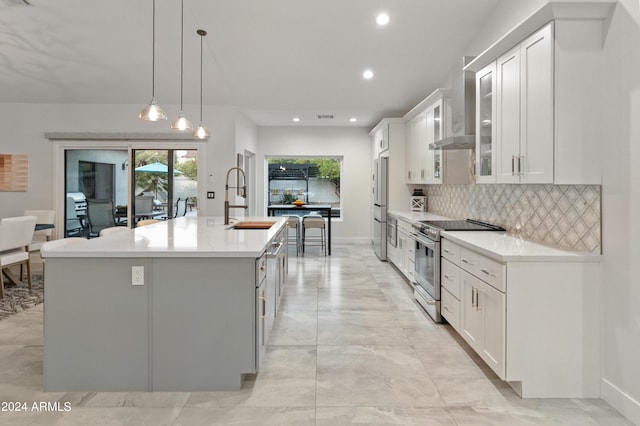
42, 216, 286, 392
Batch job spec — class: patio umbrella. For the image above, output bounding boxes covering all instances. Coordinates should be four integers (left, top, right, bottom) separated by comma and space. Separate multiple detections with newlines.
134, 162, 182, 174
134, 162, 182, 199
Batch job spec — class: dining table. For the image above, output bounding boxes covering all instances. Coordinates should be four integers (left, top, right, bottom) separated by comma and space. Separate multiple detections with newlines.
267, 204, 333, 255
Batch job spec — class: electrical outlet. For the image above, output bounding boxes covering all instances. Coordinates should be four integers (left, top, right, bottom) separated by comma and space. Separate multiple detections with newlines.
207, 191, 215, 199
131, 266, 144, 286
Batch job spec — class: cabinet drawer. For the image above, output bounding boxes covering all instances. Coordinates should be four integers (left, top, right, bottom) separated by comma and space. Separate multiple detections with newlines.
441, 239, 461, 264
441, 287, 460, 332
441, 258, 461, 299
460, 248, 506, 292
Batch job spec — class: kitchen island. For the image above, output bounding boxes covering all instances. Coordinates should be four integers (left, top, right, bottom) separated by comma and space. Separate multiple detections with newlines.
41, 216, 287, 392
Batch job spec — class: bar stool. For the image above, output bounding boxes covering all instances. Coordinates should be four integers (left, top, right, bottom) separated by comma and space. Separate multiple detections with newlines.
285, 216, 301, 256
302, 214, 326, 256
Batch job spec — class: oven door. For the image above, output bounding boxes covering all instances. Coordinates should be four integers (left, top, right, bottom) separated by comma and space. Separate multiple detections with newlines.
412, 232, 441, 322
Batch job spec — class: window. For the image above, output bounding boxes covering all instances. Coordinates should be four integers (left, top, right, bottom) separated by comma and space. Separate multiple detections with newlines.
267, 157, 342, 218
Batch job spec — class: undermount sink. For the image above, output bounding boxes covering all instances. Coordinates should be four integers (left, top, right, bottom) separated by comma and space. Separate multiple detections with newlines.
231, 221, 276, 230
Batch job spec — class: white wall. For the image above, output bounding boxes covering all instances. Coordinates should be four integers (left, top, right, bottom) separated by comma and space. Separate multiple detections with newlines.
256, 126, 372, 242
0, 103, 240, 220
235, 113, 259, 216
600, 1, 640, 424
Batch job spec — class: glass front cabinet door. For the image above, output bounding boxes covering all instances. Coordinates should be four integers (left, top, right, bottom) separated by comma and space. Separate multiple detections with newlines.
476, 62, 496, 183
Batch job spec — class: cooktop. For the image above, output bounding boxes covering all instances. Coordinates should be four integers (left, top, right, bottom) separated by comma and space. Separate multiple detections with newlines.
413, 219, 505, 241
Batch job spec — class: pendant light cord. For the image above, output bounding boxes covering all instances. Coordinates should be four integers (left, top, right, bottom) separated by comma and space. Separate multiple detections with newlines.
199, 32, 203, 121
151, 0, 156, 99
179, 0, 184, 110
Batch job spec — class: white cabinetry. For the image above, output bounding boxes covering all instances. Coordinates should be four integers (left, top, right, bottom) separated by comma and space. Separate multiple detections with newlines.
372, 123, 389, 157
476, 62, 497, 183
405, 90, 471, 185
496, 22, 554, 184
387, 216, 415, 283
441, 236, 600, 398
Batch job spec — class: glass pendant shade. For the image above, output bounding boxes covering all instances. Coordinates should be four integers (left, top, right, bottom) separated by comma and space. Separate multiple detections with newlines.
193, 123, 210, 139
170, 111, 192, 131
139, 98, 167, 121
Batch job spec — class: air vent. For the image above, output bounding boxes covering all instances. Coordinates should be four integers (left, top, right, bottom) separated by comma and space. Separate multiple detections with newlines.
317, 114, 334, 120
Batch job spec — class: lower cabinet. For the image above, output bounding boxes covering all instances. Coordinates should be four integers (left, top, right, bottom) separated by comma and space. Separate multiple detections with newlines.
441, 236, 600, 398
460, 270, 505, 379
388, 217, 416, 283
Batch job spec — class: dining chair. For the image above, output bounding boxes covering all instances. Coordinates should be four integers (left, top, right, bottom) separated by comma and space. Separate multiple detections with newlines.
0, 216, 37, 299
99, 226, 129, 237
86, 199, 116, 237
136, 219, 160, 227
21, 209, 56, 281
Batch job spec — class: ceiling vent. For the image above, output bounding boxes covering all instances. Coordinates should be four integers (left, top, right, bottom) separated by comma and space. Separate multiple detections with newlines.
317, 114, 334, 120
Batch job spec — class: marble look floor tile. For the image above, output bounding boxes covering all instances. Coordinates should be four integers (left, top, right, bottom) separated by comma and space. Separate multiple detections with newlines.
278, 294, 318, 312
268, 311, 317, 345
316, 345, 444, 407
185, 346, 316, 408
572, 399, 636, 425
317, 311, 411, 346
432, 376, 513, 409
79, 392, 191, 408
317, 288, 392, 312
402, 323, 460, 347
27, 407, 182, 425
317, 274, 380, 290
316, 406, 457, 425
448, 405, 610, 426
174, 406, 316, 426
414, 345, 488, 380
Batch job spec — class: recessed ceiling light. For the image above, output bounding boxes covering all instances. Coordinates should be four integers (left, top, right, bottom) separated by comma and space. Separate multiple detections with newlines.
376, 13, 390, 26
363, 70, 374, 79
292, 117, 300, 122
349, 117, 357, 122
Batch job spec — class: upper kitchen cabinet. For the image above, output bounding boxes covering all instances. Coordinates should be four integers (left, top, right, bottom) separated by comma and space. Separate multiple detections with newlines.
372, 123, 389, 158
404, 89, 471, 185
466, 4, 611, 185
495, 23, 554, 184
476, 62, 497, 183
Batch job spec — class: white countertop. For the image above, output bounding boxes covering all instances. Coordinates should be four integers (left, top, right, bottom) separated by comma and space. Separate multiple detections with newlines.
41, 216, 287, 259
442, 231, 601, 263
387, 210, 600, 263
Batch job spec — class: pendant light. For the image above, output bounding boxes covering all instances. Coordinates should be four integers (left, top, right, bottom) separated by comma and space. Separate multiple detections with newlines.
193, 29, 210, 139
139, 0, 167, 121
170, 0, 192, 131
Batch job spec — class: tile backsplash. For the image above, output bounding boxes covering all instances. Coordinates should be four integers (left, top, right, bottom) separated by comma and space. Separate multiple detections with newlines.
425, 184, 601, 253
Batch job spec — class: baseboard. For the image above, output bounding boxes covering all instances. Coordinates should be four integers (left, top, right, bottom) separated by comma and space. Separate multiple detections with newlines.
602, 378, 640, 425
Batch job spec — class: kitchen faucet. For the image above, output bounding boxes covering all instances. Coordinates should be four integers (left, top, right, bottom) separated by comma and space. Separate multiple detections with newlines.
224, 166, 248, 224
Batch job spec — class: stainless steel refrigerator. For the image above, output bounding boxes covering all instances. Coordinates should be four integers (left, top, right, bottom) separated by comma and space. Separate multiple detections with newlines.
373, 156, 388, 260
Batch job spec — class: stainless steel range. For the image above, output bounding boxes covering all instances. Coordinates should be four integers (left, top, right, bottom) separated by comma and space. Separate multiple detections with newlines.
411, 219, 505, 322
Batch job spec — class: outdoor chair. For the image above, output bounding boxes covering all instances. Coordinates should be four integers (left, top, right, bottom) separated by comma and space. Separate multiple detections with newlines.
174, 198, 188, 218
0, 216, 37, 299
86, 199, 116, 237
65, 196, 83, 237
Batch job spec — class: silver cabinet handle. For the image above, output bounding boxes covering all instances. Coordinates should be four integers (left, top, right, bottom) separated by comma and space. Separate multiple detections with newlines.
443, 274, 451, 280
461, 258, 472, 265
481, 269, 492, 276
511, 155, 516, 175
443, 248, 452, 254
443, 305, 451, 312
471, 287, 476, 308
518, 155, 524, 175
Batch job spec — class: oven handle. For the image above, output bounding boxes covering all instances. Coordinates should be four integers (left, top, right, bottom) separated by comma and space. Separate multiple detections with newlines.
410, 232, 437, 249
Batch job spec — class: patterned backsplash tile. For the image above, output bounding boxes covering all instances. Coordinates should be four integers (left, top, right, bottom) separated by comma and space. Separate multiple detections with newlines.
425, 184, 601, 253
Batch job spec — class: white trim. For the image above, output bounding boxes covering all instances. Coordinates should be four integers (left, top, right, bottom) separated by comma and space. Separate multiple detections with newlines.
52, 139, 207, 234
602, 378, 640, 425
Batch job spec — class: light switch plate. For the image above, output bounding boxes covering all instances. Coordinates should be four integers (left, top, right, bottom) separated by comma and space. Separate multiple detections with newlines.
207, 191, 215, 199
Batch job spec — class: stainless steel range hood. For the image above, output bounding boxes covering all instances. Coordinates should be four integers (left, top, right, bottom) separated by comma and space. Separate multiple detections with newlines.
430, 56, 476, 150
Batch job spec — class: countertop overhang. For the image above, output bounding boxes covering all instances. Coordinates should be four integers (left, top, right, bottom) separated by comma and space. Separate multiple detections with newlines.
41, 216, 287, 258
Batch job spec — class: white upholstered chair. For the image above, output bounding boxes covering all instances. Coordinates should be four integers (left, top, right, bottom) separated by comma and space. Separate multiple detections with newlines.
22, 209, 56, 280
0, 216, 37, 298
99, 226, 129, 237
136, 219, 160, 227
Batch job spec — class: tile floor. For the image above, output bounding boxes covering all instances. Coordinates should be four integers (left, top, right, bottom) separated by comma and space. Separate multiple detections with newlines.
0, 243, 632, 425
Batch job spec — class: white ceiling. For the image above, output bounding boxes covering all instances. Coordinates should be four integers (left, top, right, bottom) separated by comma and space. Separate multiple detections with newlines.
0, 0, 501, 127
